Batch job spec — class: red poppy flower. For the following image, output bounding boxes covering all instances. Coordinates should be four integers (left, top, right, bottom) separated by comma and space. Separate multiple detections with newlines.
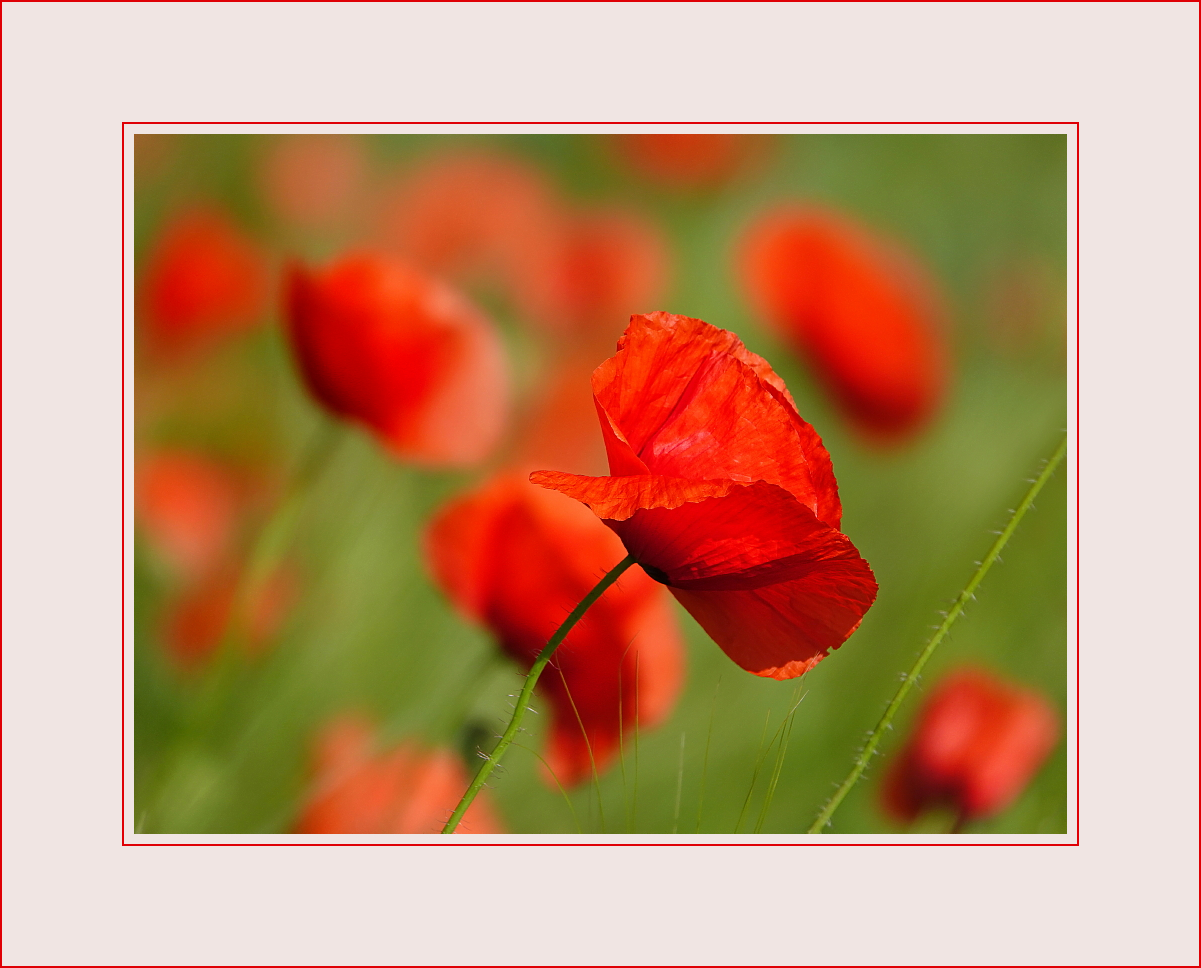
142, 205, 269, 354
285, 251, 509, 466
137, 450, 242, 582
373, 149, 558, 294
513, 207, 670, 346
610, 133, 770, 189
739, 205, 948, 442
531, 311, 877, 681
425, 473, 684, 787
295, 715, 504, 834
882, 667, 1059, 825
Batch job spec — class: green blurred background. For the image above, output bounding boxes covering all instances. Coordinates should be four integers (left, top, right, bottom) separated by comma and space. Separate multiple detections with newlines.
134, 132, 1067, 835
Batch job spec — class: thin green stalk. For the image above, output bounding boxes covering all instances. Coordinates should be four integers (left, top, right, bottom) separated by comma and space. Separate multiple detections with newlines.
694, 676, 721, 834
511, 741, 583, 834
755, 684, 806, 833
735, 709, 774, 833
672, 732, 686, 834
442, 553, 637, 834
227, 419, 340, 646
555, 663, 606, 833
807, 434, 1067, 834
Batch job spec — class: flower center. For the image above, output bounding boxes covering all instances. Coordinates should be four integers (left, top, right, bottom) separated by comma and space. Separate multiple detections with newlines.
639, 562, 671, 585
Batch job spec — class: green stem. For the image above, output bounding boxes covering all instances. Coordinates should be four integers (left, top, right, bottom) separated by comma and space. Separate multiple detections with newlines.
807, 433, 1067, 834
225, 420, 339, 647
442, 553, 638, 834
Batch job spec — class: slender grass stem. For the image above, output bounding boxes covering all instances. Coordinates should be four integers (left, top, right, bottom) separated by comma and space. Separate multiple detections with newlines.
735, 709, 774, 833
755, 684, 806, 833
672, 732, 686, 834
807, 434, 1067, 834
555, 664, 606, 833
694, 676, 721, 834
442, 553, 637, 833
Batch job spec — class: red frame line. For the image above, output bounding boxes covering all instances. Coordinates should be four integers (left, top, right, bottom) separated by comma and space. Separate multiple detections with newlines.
120, 120, 1080, 847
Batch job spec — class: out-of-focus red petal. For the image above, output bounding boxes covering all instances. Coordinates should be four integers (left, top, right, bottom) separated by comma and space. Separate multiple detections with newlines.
425, 474, 684, 787
142, 206, 269, 354
513, 354, 611, 477
609, 134, 771, 189
285, 252, 509, 466
882, 668, 1059, 823
295, 719, 504, 834
514, 207, 671, 346
592, 312, 841, 527
740, 205, 948, 443
137, 451, 241, 581
259, 135, 368, 229
373, 149, 558, 293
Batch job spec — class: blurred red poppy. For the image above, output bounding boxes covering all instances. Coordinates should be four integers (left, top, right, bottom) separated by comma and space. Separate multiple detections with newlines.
425, 473, 684, 786
259, 135, 368, 229
882, 667, 1059, 826
285, 251, 509, 466
295, 715, 504, 834
163, 561, 296, 667
142, 205, 269, 354
514, 207, 670, 347
610, 133, 770, 189
739, 205, 948, 442
137, 450, 242, 582
532, 312, 877, 681
373, 149, 558, 294
514, 352, 611, 478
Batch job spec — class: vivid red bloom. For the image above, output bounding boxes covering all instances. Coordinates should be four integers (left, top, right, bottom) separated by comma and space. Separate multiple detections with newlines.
532, 311, 877, 681
739, 205, 948, 442
142, 205, 269, 353
610, 133, 770, 189
137, 451, 242, 582
259, 135, 368, 229
373, 150, 558, 293
514, 207, 670, 345
295, 715, 504, 834
425, 473, 684, 786
285, 251, 509, 466
882, 668, 1059, 825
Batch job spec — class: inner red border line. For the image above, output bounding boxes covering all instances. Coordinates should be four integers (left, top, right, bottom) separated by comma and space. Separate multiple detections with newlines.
119, 121, 1080, 850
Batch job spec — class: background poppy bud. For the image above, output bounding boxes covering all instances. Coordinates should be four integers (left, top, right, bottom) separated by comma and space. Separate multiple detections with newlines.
609, 133, 771, 190
284, 251, 510, 466
163, 562, 296, 667
533, 312, 877, 681
373, 149, 558, 295
137, 450, 242, 583
882, 667, 1059, 825
142, 205, 269, 354
258, 135, 368, 230
513, 207, 671, 347
295, 715, 504, 834
738, 205, 949, 443
425, 473, 684, 787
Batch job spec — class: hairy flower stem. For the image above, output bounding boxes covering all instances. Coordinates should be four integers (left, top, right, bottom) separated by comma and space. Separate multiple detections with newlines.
442, 553, 638, 834
807, 434, 1067, 834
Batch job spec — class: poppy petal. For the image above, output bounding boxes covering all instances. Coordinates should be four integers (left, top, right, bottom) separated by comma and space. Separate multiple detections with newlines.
593, 312, 842, 526
671, 565, 877, 680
